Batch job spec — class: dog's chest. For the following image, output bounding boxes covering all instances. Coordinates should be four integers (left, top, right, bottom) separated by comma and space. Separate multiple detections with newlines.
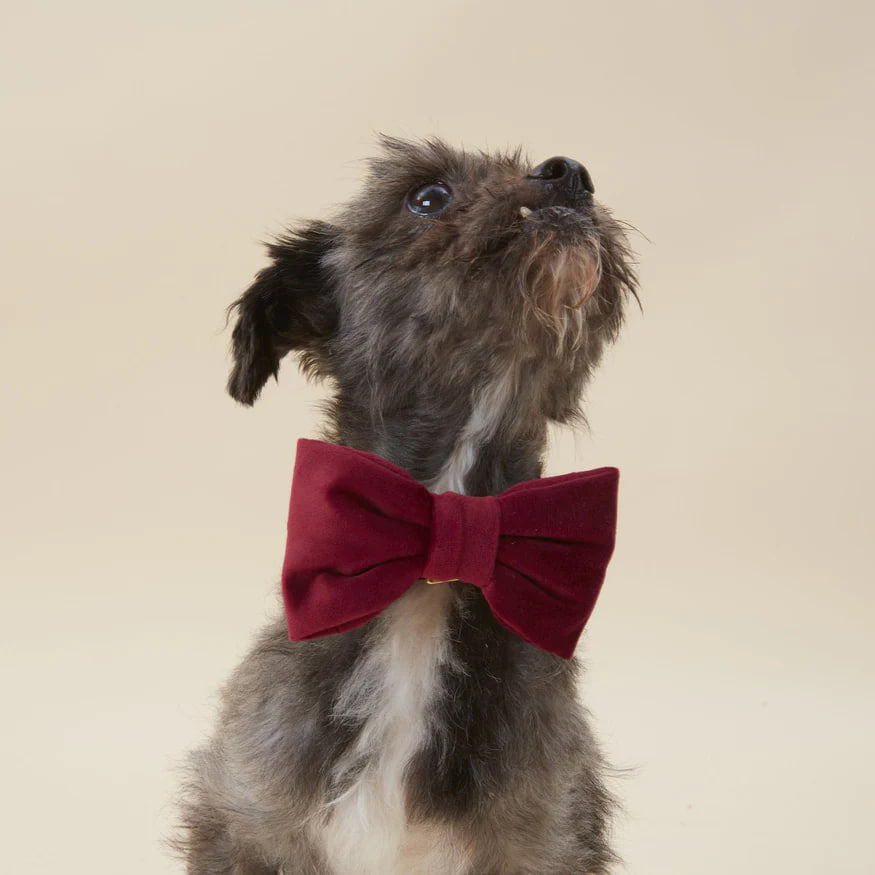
308, 375, 514, 873
311, 583, 468, 874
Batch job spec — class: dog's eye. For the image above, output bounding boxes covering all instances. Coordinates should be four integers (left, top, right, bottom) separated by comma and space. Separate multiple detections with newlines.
407, 183, 453, 216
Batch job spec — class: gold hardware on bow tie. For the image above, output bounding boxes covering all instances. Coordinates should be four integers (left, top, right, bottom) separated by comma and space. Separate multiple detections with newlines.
425, 578, 459, 585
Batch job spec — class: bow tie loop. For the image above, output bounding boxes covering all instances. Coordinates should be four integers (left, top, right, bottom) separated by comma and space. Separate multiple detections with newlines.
422, 492, 500, 587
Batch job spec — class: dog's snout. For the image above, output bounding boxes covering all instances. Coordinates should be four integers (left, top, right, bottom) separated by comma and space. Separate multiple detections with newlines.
528, 156, 595, 196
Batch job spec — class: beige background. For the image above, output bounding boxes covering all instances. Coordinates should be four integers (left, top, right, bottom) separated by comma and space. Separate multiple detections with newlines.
2, 1, 873, 872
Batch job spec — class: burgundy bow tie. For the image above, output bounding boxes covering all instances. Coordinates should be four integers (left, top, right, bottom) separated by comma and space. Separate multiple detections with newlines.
281, 439, 619, 659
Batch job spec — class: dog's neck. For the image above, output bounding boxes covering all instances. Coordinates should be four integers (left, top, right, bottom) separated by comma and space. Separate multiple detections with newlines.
331, 361, 550, 497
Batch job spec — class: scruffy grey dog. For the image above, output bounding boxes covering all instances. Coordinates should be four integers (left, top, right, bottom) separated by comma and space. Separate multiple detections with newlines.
176, 138, 637, 874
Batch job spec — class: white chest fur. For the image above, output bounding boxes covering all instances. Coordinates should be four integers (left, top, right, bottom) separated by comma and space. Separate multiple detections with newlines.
314, 583, 464, 874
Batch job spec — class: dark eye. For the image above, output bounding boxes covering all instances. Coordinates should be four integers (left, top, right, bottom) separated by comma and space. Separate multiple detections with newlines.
407, 182, 453, 216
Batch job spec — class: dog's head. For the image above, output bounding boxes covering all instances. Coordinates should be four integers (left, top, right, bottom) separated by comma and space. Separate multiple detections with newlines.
228, 137, 637, 436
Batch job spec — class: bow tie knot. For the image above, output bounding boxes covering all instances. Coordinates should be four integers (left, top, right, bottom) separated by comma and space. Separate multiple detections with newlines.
422, 492, 500, 587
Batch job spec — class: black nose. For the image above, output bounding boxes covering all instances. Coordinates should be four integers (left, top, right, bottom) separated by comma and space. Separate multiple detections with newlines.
528, 156, 594, 195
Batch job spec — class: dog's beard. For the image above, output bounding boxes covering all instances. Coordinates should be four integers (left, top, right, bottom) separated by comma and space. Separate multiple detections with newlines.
516, 231, 603, 354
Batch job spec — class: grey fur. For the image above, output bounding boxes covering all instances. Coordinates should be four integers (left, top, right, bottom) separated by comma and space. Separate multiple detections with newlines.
174, 138, 638, 874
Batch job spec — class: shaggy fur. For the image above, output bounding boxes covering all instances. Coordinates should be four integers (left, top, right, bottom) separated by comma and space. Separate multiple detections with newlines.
175, 137, 638, 874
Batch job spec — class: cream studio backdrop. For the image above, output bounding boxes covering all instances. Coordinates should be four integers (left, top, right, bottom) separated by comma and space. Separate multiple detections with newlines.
1, 1, 873, 873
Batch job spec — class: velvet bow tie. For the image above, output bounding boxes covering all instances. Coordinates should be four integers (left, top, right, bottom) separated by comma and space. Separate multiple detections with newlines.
281, 439, 619, 659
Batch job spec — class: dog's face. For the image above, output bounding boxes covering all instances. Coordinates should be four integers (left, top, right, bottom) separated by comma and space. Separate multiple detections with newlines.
228, 138, 636, 441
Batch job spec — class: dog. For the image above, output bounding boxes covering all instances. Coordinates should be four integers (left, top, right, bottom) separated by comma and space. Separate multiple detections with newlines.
175, 137, 638, 874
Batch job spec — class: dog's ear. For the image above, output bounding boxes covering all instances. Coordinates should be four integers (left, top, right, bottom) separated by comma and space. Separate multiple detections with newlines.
227, 221, 339, 405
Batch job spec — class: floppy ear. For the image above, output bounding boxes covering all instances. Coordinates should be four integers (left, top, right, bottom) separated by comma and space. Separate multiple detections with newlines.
227, 221, 339, 405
